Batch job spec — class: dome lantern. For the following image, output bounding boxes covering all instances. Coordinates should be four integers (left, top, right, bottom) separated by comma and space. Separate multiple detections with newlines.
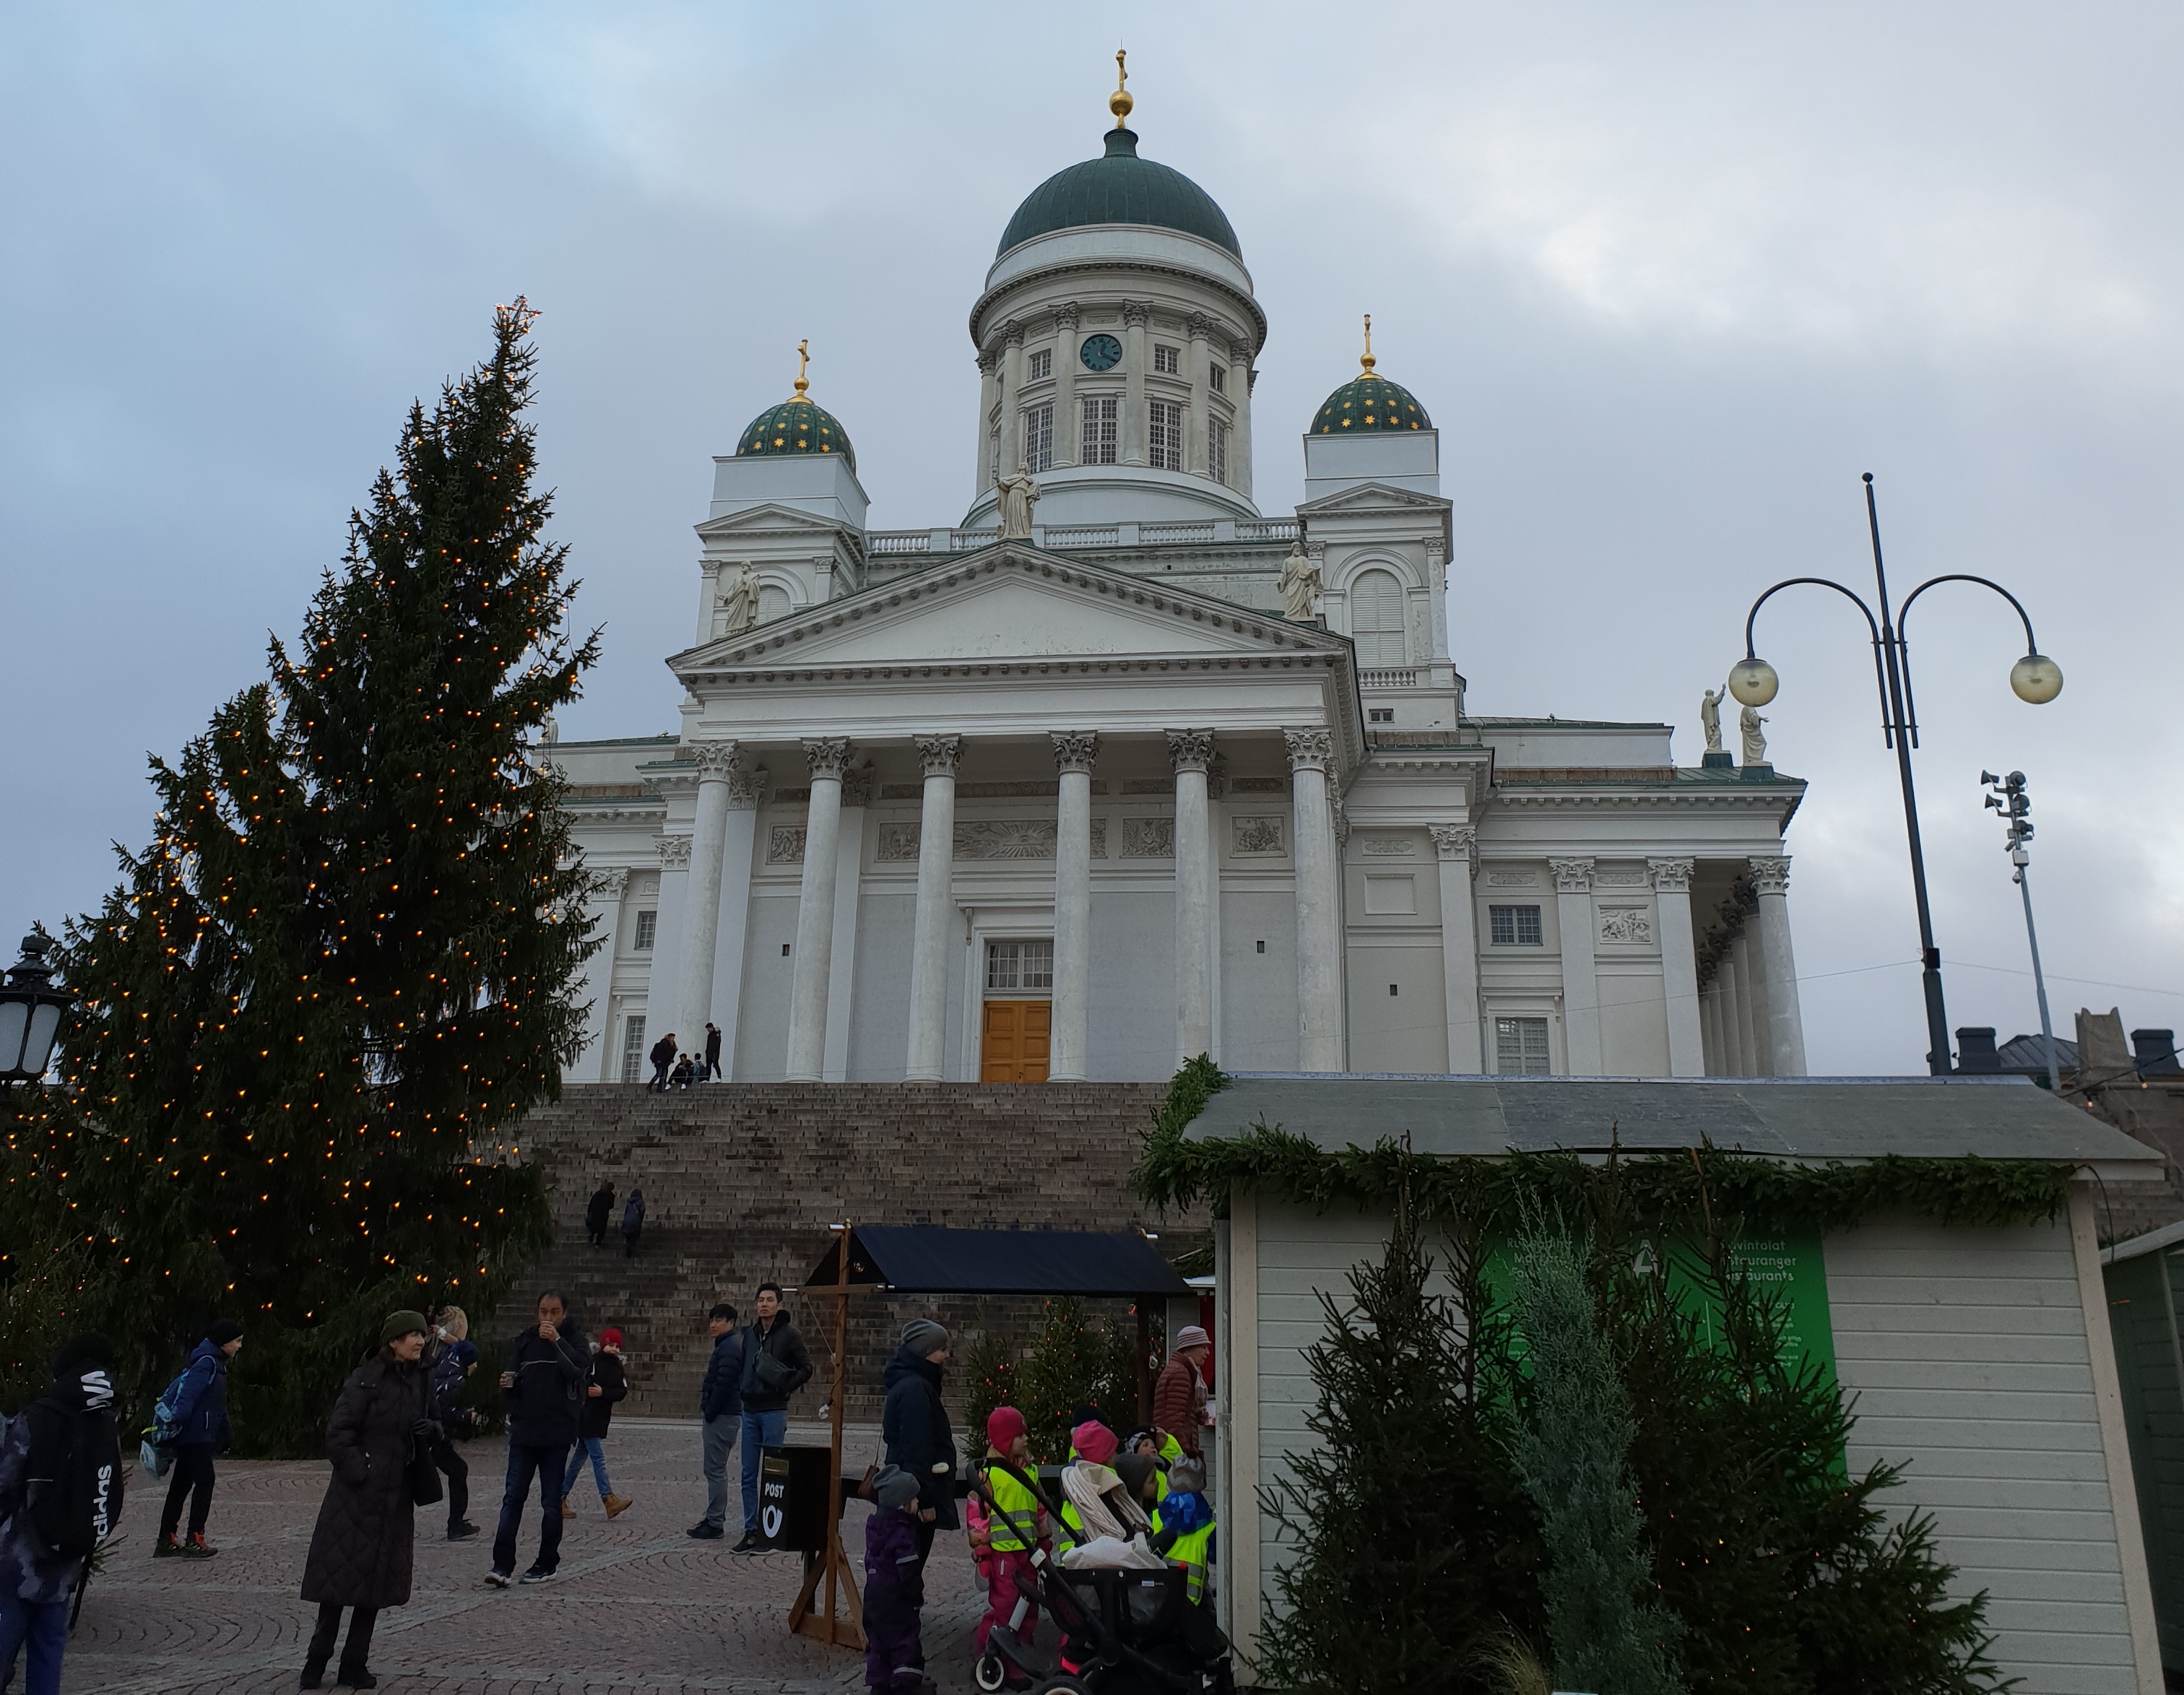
1312, 314, 1431, 435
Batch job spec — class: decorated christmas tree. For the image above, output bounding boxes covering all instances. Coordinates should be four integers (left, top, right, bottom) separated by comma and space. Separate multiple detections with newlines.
38, 300, 597, 1447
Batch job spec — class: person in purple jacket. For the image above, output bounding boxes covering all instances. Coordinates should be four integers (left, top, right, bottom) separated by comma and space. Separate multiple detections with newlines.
862, 1465, 932, 1691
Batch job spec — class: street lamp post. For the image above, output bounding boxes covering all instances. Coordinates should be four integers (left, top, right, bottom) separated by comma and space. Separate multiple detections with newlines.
1729, 474, 2063, 1075
0, 933, 72, 1085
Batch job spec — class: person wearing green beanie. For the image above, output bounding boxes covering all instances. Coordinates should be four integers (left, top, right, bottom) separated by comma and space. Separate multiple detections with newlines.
379, 1312, 428, 1348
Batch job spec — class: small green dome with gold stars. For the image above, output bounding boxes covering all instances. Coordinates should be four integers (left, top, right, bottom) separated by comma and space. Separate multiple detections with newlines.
734, 340, 855, 471
1312, 315, 1431, 435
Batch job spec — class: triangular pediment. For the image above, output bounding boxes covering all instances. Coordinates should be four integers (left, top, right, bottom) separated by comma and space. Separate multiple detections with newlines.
1296, 481, 1452, 516
670, 543, 1347, 675
693, 503, 857, 540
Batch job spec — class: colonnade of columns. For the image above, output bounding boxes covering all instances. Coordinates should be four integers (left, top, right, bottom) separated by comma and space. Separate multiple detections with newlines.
1698, 856, 1806, 1077
659, 725, 1349, 1084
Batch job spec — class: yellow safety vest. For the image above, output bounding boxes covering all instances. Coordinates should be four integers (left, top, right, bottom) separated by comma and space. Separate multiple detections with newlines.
980, 1461, 1044, 1553
1151, 1506, 1215, 1605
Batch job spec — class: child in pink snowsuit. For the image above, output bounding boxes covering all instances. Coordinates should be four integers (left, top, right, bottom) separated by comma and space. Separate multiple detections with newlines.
969, 1405, 1049, 1663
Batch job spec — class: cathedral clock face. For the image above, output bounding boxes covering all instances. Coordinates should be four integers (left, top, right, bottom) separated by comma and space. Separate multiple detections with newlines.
1079, 333, 1123, 372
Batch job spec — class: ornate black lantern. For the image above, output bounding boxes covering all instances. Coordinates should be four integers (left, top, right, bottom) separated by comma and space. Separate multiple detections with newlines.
0, 934, 71, 1084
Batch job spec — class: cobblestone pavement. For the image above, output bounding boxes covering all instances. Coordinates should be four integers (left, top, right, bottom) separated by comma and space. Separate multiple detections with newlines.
64, 1421, 998, 1695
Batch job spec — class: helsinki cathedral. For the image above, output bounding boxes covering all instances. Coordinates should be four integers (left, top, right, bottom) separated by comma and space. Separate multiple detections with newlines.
549, 64, 1809, 1088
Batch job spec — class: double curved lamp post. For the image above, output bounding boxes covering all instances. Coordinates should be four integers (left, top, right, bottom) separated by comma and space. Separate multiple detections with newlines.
0, 933, 72, 1085
1730, 474, 2063, 1076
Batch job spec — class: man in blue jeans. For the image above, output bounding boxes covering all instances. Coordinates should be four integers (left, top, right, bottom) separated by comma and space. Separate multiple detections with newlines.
486, 1291, 587, 1587
687, 1303, 743, 1539
732, 1282, 812, 1552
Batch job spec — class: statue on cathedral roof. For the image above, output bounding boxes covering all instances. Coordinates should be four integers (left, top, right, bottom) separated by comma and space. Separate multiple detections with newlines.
1278, 539, 1322, 622
1740, 702, 1769, 766
716, 562, 759, 636
1700, 685, 1725, 754
996, 461, 1041, 539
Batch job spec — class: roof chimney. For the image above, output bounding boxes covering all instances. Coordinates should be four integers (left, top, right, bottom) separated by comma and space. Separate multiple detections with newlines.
1956, 1028, 2001, 1073
2133, 1029, 2181, 1078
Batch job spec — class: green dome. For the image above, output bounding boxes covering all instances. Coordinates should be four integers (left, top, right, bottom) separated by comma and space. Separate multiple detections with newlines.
1312, 371, 1431, 435
998, 129, 1241, 261
736, 394, 855, 471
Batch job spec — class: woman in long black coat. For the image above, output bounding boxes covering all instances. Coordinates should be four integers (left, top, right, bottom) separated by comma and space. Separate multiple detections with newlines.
299, 1312, 435, 1689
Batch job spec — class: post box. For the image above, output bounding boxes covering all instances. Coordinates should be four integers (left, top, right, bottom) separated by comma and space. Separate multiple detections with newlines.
758, 1445, 833, 1553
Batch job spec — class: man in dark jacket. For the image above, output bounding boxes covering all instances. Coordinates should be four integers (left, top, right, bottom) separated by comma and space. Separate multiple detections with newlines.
485, 1292, 586, 1587
620, 1188, 647, 1259
0, 1332, 122, 1695
688, 1304, 743, 1540
646, 1031, 676, 1091
732, 1283, 812, 1552
584, 1182, 615, 1248
880, 1318, 958, 1577
702, 1022, 723, 1081
155, 1318, 240, 1558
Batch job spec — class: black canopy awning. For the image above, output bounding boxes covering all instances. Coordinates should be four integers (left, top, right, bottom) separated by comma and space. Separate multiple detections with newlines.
801, 1226, 1190, 1299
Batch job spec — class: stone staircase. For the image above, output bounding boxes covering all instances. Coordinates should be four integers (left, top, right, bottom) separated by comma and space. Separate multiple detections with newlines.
486, 1082, 1200, 1422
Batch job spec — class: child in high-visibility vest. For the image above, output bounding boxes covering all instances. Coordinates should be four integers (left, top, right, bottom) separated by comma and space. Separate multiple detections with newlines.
968, 1406, 1050, 1673
1150, 1455, 1216, 1607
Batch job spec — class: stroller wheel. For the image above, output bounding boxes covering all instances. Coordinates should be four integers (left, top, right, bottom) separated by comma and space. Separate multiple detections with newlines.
1031, 1681, 1093, 1695
974, 1653, 1008, 1693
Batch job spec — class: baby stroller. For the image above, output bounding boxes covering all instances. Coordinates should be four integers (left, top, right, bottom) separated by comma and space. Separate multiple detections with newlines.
974, 1469, 1233, 1695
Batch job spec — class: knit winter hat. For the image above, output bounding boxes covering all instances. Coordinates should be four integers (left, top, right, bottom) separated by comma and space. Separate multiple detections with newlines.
1167, 1456, 1207, 1494
871, 1464, 922, 1512
900, 1318, 949, 1356
379, 1310, 429, 1346
1115, 1453, 1158, 1501
599, 1327, 624, 1350
204, 1318, 243, 1348
52, 1332, 115, 1377
1072, 1420, 1118, 1466
987, 1405, 1027, 1451
1172, 1325, 1211, 1352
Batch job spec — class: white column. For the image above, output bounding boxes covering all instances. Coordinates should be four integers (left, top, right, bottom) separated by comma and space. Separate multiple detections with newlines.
1122, 301, 1149, 467
1052, 305, 1080, 469
1205, 760, 1225, 1062
974, 351, 997, 494
576, 868, 628, 1081
1232, 343, 1255, 501
649, 834, 691, 1059
1714, 945, 1746, 1073
1699, 977, 1720, 1075
1650, 857, 1704, 1077
785, 737, 852, 1083
1170, 729, 1216, 1065
1727, 912, 1762, 1077
1286, 728, 1346, 1072
1186, 313, 1211, 476
904, 734, 962, 1083
1750, 856, 1808, 1076
676, 742, 740, 1046
1049, 732, 1100, 1082
1551, 858, 1601, 1075
997, 320, 1024, 480
1431, 825, 1484, 1071
708, 768, 764, 1080
823, 768, 870, 1083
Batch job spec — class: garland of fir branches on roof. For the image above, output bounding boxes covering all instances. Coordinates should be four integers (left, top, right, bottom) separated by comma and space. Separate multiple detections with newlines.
1135, 1057, 2076, 1234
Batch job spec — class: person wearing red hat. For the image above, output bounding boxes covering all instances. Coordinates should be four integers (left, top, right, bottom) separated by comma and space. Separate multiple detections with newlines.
561, 1327, 631, 1520
968, 1406, 1050, 1678
1153, 1325, 1213, 1460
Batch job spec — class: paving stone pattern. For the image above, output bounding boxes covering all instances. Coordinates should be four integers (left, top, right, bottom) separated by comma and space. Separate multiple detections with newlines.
66, 1421, 992, 1694
487, 1083, 1201, 1423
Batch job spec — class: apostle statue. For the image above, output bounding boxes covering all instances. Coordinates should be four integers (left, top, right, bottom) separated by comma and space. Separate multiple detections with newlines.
1699, 685, 1724, 755
716, 562, 760, 636
996, 461, 1041, 539
1739, 703, 1769, 766
1278, 539, 1322, 623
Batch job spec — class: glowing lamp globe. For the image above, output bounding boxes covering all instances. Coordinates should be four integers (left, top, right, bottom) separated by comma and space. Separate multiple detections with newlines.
2009, 653, 2063, 705
1728, 657, 1780, 707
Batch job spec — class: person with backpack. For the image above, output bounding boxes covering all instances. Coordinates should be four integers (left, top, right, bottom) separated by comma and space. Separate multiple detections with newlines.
0, 1332, 123, 1695
152, 1318, 240, 1559
298, 1312, 436, 1690
584, 1182, 615, 1248
620, 1188, 646, 1260
560, 1326, 631, 1520
426, 1307, 480, 1540
485, 1291, 587, 1587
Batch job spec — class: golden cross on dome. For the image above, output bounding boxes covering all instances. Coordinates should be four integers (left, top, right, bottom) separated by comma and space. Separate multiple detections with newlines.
1110, 46, 1133, 129
792, 339, 810, 401
1359, 313, 1377, 378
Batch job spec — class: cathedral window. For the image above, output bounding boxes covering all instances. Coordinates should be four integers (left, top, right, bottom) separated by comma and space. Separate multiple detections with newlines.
757, 584, 791, 625
1495, 1015, 1552, 1075
1023, 403, 1054, 473
633, 910, 657, 950
1080, 394, 1118, 464
1209, 415, 1228, 485
1153, 343, 1181, 374
1348, 568, 1407, 665
1027, 349, 1052, 381
986, 938, 1054, 992
619, 1015, 647, 1083
1149, 399, 1184, 471
1490, 905, 1543, 947
1209, 361, 1226, 394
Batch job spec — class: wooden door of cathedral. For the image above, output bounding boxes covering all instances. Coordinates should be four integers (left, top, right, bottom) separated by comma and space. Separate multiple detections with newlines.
980, 1001, 1052, 1083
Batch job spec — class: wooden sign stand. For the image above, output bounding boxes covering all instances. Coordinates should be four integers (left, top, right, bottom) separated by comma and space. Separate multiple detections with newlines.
788, 1221, 868, 1650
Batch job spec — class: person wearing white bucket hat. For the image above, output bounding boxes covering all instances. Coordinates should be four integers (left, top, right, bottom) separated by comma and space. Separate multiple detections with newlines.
1153, 1325, 1213, 1460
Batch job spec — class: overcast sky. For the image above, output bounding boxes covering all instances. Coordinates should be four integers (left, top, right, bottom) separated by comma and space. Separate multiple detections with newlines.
4, 2, 2179, 1075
